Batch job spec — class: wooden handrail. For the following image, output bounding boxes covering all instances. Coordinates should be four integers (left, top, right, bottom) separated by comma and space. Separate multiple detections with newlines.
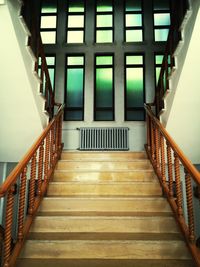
0, 104, 64, 267
145, 103, 200, 267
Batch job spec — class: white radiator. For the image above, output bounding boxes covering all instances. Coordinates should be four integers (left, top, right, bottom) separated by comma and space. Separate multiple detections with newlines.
79, 127, 129, 151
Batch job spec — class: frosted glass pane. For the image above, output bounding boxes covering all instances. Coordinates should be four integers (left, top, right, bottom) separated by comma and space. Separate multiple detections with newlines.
126, 56, 143, 65
67, 31, 84, 43
96, 56, 113, 65
66, 68, 83, 107
154, 13, 170, 26
155, 29, 169, 41
97, 0, 112, 11
155, 55, 164, 64
156, 67, 161, 83
41, 0, 57, 13
154, 0, 169, 10
68, 1, 84, 12
48, 68, 55, 88
97, 15, 112, 27
95, 111, 113, 121
96, 68, 113, 107
126, 110, 144, 121
46, 57, 55, 65
65, 110, 83, 120
41, 31, 56, 44
67, 57, 84, 65
126, 30, 143, 42
126, 14, 142, 27
125, 0, 142, 11
68, 15, 84, 28
41, 16, 56, 28
96, 30, 112, 43
126, 68, 143, 107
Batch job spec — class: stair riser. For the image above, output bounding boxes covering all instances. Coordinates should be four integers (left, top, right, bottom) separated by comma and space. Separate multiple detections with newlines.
56, 161, 153, 171
53, 171, 156, 182
47, 183, 162, 196
61, 152, 147, 160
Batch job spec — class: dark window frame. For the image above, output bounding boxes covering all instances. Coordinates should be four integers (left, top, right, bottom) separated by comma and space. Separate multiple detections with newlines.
66, 0, 86, 44
64, 54, 85, 121
95, 0, 114, 43
124, 0, 144, 43
124, 53, 145, 121
94, 53, 115, 121
40, 0, 58, 44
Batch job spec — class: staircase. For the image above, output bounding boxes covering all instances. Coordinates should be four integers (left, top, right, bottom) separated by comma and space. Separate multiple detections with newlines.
17, 151, 195, 267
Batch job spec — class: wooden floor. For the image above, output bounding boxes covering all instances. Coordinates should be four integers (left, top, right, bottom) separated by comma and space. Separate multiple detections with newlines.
16, 151, 195, 267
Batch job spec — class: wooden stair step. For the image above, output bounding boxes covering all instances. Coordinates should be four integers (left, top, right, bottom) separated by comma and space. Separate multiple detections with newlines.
18, 240, 191, 260
29, 216, 181, 240
47, 181, 162, 196
56, 160, 153, 171
53, 170, 156, 182
38, 197, 172, 216
61, 151, 147, 160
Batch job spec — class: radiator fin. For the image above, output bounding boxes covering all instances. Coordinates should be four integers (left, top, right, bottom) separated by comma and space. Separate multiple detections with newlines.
79, 127, 129, 151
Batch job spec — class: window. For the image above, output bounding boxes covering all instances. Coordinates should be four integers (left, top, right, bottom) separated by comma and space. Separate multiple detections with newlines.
94, 55, 114, 121
38, 56, 56, 95
124, 0, 143, 42
95, 0, 114, 43
40, 0, 57, 44
153, 0, 171, 42
155, 53, 171, 93
64, 56, 85, 120
125, 54, 145, 121
66, 0, 85, 43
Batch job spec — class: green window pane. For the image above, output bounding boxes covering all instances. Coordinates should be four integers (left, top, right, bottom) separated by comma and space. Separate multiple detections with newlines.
67, 31, 84, 43
125, 0, 142, 11
41, 31, 56, 44
155, 28, 169, 41
154, 0, 170, 11
126, 56, 143, 65
96, 56, 113, 65
126, 110, 144, 121
155, 55, 164, 64
46, 57, 55, 65
97, 0, 112, 12
68, 1, 84, 12
154, 13, 170, 26
65, 110, 83, 120
126, 30, 143, 42
97, 15, 113, 27
67, 57, 84, 66
126, 68, 143, 107
66, 68, 83, 107
156, 67, 161, 84
68, 15, 84, 28
41, 16, 57, 28
95, 111, 113, 121
41, 0, 57, 13
48, 68, 55, 88
96, 68, 113, 107
96, 30, 113, 43
126, 14, 142, 27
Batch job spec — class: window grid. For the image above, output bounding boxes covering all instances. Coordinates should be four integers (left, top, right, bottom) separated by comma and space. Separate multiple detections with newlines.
66, 0, 85, 44
125, 54, 145, 121
94, 54, 114, 121
153, 0, 171, 42
124, 0, 144, 43
64, 55, 85, 121
40, 0, 57, 44
95, 0, 114, 43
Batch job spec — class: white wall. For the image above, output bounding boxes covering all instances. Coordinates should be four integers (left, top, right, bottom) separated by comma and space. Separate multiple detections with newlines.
163, 4, 200, 163
0, 2, 47, 162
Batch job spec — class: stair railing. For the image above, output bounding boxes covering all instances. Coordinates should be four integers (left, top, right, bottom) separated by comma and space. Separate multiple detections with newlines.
145, 103, 200, 267
155, 0, 189, 116
0, 104, 64, 267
